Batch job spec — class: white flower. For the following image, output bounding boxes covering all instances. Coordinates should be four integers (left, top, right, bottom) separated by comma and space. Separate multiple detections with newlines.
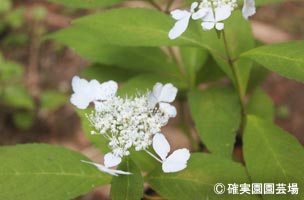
148, 133, 190, 173
169, 2, 209, 40
71, 78, 182, 174
201, 5, 232, 31
242, 0, 256, 20
148, 82, 178, 117
86, 82, 178, 158
70, 76, 118, 109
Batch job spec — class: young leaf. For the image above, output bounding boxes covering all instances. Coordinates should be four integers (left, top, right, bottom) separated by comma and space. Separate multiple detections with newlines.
241, 41, 304, 82
3, 85, 34, 110
244, 116, 304, 199
0, 144, 111, 200
247, 88, 274, 121
40, 90, 67, 111
48, 0, 125, 9
188, 86, 241, 159
147, 153, 259, 200
111, 158, 144, 200
13, 111, 34, 130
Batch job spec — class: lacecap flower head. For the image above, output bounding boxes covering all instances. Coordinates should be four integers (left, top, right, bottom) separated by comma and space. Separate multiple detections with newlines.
70, 76, 190, 175
169, 0, 256, 39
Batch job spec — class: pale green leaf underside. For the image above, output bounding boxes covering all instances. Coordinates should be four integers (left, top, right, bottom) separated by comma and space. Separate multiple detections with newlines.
188, 86, 241, 159
147, 153, 259, 200
241, 41, 304, 82
244, 116, 304, 200
0, 144, 111, 200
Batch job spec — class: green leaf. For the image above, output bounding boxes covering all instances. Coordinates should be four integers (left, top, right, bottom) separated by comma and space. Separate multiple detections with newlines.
246, 64, 269, 93
13, 111, 34, 130
244, 116, 304, 199
180, 47, 208, 88
81, 64, 139, 82
48, 26, 179, 74
118, 73, 185, 97
0, 0, 12, 13
0, 57, 23, 81
3, 85, 34, 109
111, 158, 144, 200
0, 144, 111, 200
5, 8, 24, 28
48, 8, 202, 47
247, 88, 274, 121
241, 41, 304, 82
196, 56, 226, 84
40, 90, 67, 110
147, 153, 259, 200
48, 0, 125, 8
188, 86, 241, 158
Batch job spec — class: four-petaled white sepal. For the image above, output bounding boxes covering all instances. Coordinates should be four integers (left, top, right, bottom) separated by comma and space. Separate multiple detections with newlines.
152, 133, 190, 173
149, 82, 178, 117
168, 2, 200, 40
70, 76, 118, 110
201, 6, 232, 31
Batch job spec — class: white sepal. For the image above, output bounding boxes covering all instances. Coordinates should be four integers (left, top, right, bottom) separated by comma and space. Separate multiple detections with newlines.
162, 148, 190, 173
96, 80, 118, 100
192, 8, 208, 20
70, 76, 94, 109
70, 76, 118, 109
159, 103, 177, 118
148, 82, 178, 110
168, 2, 199, 40
104, 152, 122, 168
201, 6, 231, 31
152, 133, 190, 173
169, 12, 191, 40
242, 0, 256, 20
153, 133, 170, 161
81, 160, 131, 176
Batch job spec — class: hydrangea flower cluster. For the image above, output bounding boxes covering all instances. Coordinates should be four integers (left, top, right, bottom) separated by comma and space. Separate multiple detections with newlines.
169, 0, 256, 39
70, 76, 190, 175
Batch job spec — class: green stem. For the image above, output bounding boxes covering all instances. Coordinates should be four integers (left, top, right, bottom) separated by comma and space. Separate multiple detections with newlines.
222, 30, 247, 134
